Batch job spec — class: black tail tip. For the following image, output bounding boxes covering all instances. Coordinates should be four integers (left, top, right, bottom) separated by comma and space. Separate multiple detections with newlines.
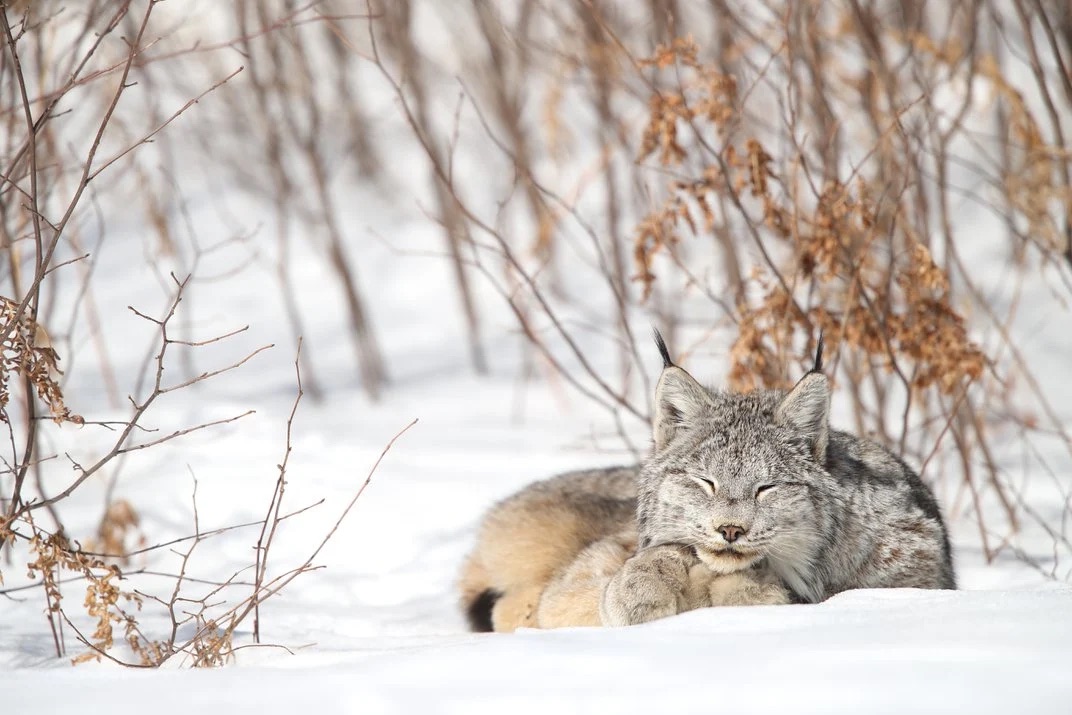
466, 588, 501, 633
653, 328, 674, 369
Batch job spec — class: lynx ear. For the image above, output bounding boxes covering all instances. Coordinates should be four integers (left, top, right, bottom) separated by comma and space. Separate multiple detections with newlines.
775, 372, 830, 464
652, 330, 712, 450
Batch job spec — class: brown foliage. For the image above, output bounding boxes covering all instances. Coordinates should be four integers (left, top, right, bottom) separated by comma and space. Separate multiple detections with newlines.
370, 1, 1071, 574
0, 296, 81, 425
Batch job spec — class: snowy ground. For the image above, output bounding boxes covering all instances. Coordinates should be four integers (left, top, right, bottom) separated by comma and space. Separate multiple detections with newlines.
9, 587, 1071, 714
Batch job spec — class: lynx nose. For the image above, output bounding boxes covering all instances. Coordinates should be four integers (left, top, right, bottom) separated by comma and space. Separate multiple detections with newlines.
718, 524, 745, 543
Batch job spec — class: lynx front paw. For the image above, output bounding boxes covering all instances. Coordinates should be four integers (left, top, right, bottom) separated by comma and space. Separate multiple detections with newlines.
599, 545, 695, 627
705, 567, 792, 607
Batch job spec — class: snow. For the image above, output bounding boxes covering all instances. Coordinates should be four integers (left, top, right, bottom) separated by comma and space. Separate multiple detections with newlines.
1, 2, 1071, 712
7, 588, 1072, 713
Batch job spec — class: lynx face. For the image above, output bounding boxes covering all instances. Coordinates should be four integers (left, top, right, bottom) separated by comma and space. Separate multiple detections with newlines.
638, 333, 832, 593
639, 405, 827, 576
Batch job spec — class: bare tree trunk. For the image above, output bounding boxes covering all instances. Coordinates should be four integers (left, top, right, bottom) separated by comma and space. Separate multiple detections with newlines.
383, 0, 488, 374
239, 0, 327, 398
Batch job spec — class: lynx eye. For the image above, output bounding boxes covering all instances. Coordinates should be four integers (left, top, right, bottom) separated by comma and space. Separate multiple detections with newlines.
689, 476, 718, 496
754, 484, 777, 499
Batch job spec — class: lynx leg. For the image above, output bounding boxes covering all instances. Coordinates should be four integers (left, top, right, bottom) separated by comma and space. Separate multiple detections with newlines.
600, 544, 697, 627
537, 531, 637, 629
703, 564, 792, 606
490, 584, 542, 632
458, 467, 638, 632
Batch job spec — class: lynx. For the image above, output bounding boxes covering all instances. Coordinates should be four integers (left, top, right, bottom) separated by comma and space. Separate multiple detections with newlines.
460, 333, 954, 631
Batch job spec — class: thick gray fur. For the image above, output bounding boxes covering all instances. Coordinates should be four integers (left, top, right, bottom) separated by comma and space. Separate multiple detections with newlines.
615, 333, 954, 621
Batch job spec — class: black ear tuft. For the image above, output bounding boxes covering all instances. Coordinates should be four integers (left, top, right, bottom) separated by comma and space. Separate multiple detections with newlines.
811, 331, 825, 374
653, 328, 674, 369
